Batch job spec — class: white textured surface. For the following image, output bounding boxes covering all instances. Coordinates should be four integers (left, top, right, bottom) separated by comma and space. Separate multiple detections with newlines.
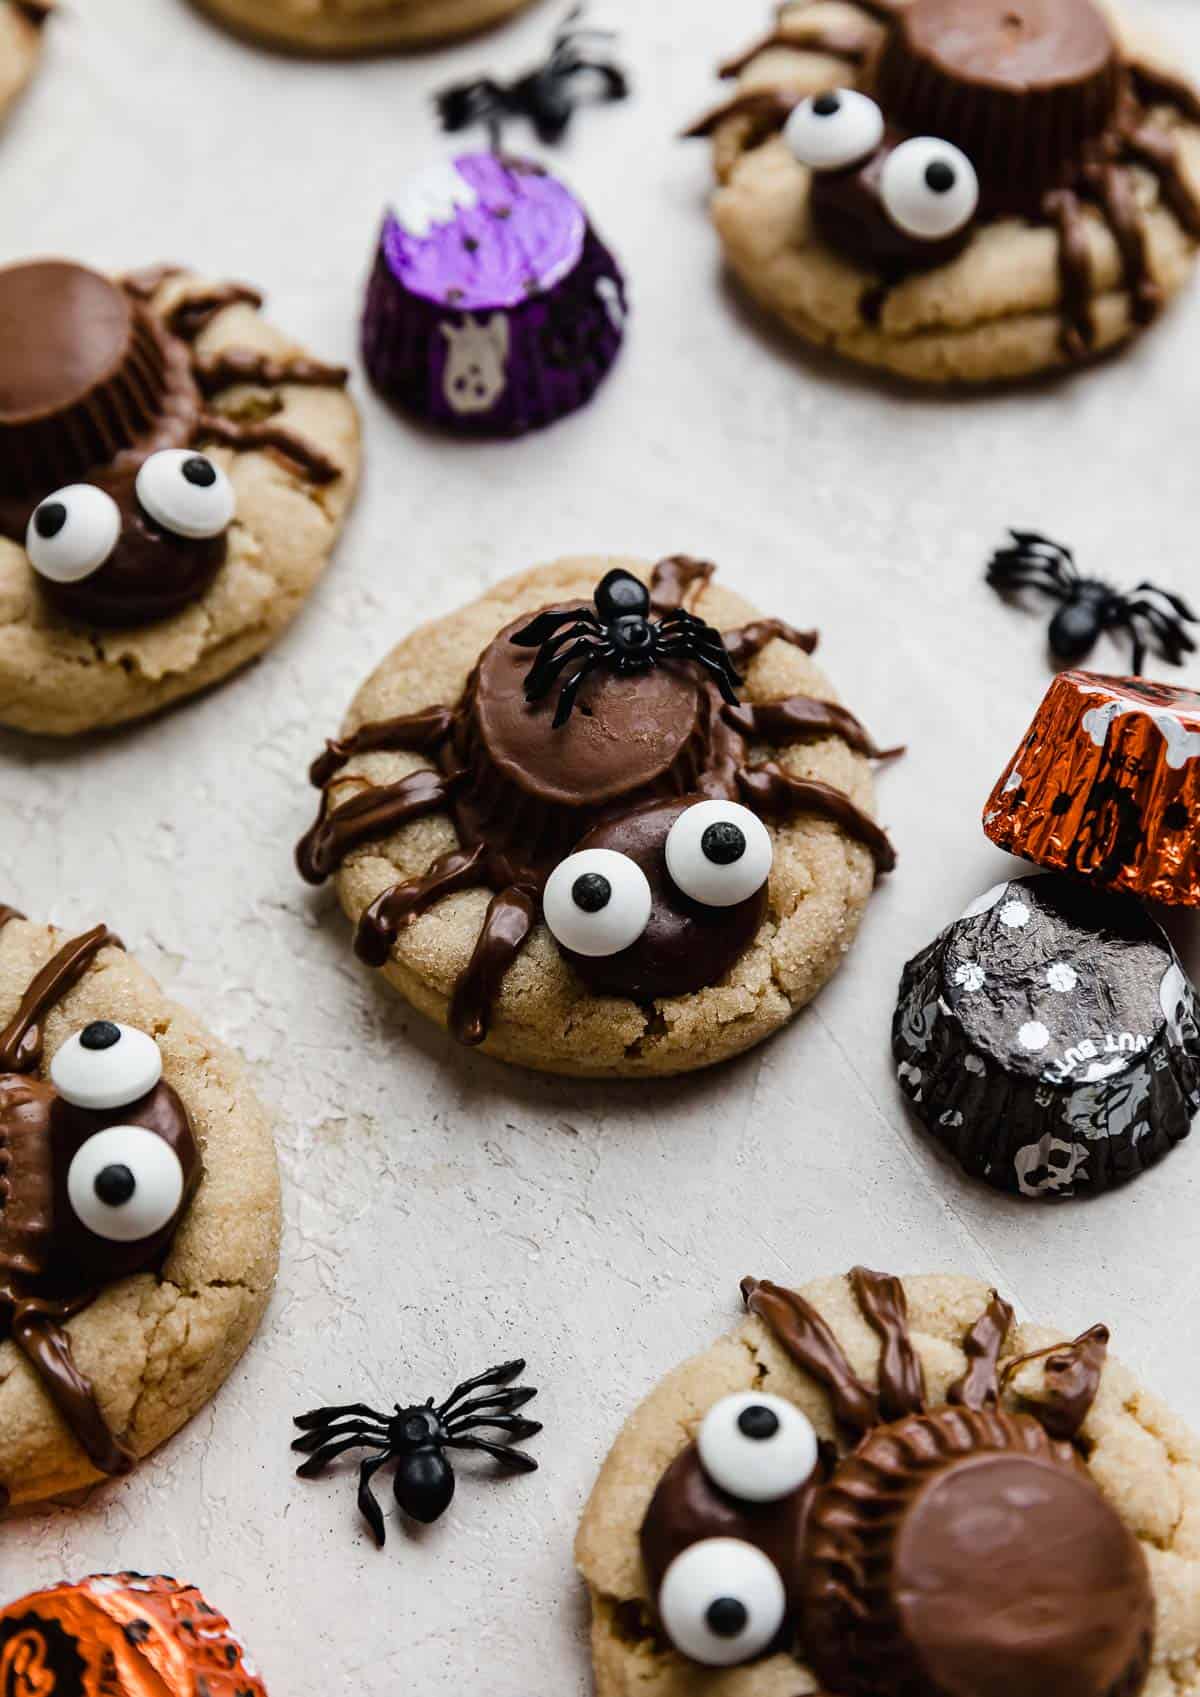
2, 0, 1200, 1690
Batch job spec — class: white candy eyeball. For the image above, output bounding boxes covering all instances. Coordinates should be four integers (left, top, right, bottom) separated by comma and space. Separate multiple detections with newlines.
784, 88, 884, 172
697, 1392, 819, 1504
658, 1539, 786, 1668
66, 1124, 185, 1244
543, 848, 652, 957
25, 484, 121, 583
50, 1022, 163, 1111
665, 801, 773, 909
135, 449, 235, 539
879, 136, 979, 240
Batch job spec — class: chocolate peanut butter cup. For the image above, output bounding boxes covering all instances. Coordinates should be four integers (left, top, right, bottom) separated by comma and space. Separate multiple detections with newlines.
984, 670, 1200, 905
0, 261, 197, 508
874, 0, 1122, 210
893, 873, 1200, 1197
803, 1404, 1153, 1697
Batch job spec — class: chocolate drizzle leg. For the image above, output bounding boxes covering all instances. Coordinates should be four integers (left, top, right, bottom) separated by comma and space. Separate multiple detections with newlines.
850, 1265, 926, 1418
0, 905, 25, 932
0, 925, 117, 1073
738, 763, 897, 873
723, 619, 819, 667
163, 283, 265, 342
298, 558, 896, 1043
193, 350, 350, 396
947, 1290, 1015, 1409
9, 1309, 134, 1476
741, 1275, 879, 1434
449, 886, 538, 1046
1003, 1322, 1109, 1439
196, 410, 342, 486
1045, 189, 1096, 360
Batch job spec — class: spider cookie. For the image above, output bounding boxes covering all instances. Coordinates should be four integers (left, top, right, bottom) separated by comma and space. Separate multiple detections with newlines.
0, 908, 281, 1506
0, 1574, 268, 1697
188, 0, 537, 55
578, 1266, 1200, 1695
0, 2, 50, 125
296, 556, 898, 1077
0, 259, 359, 735
688, 0, 1200, 383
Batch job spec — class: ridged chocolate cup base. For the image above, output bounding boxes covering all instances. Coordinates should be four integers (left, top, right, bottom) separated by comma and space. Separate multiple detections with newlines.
872, 0, 1122, 210
803, 1405, 1154, 1697
893, 873, 1200, 1198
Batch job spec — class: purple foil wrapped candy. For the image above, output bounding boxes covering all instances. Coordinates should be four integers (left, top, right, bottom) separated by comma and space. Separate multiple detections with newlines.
362, 153, 626, 437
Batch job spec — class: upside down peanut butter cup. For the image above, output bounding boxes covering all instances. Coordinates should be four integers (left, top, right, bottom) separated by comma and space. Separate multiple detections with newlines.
0, 262, 198, 506
803, 1404, 1154, 1697
872, 0, 1122, 208
984, 670, 1200, 904
445, 607, 741, 877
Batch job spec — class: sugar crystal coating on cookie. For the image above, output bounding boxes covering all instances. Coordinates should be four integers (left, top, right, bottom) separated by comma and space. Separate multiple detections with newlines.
893, 872, 1200, 1197
611, 1269, 1155, 1694
362, 154, 626, 435
0, 1574, 267, 1697
985, 670, 1200, 904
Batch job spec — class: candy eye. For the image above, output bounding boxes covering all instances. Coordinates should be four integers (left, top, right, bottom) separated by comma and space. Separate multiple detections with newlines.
665, 801, 772, 908
658, 1539, 786, 1668
543, 848, 652, 957
879, 137, 979, 240
50, 1022, 163, 1111
25, 485, 121, 583
697, 1392, 819, 1503
135, 449, 235, 539
784, 88, 884, 172
66, 1124, 185, 1244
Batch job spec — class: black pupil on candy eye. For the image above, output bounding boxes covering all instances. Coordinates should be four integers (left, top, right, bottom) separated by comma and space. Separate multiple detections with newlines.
813, 92, 841, 116
706, 1598, 749, 1639
573, 873, 612, 913
34, 501, 68, 539
925, 160, 956, 194
94, 1163, 136, 1207
182, 457, 217, 488
738, 1404, 780, 1441
80, 1020, 121, 1051
701, 822, 746, 865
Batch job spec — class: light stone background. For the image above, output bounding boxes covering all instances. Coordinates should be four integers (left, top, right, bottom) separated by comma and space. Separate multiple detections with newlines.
2, 0, 1200, 1690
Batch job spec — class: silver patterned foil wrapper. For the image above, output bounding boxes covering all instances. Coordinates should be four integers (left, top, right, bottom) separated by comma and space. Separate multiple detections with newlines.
983, 669, 1200, 906
893, 873, 1200, 1198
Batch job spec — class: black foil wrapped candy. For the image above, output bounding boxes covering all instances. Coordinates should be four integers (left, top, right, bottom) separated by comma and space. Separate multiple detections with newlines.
893, 873, 1200, 1198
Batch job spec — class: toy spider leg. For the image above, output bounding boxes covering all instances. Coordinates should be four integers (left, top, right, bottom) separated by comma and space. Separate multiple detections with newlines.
986, 532, 1080, 596
1123, 586, 1199, 671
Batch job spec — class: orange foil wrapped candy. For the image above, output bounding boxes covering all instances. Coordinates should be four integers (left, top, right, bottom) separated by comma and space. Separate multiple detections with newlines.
0, 1574, 267, 1697
984, 670, 1200, 905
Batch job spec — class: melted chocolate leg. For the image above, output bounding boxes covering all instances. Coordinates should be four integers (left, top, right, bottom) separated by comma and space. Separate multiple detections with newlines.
309, 707, 456, 789
1001, 1323, 1109, 1440
196, 412, 341, 487
296, 769, 462, 885
1124, 124, 1200, 241
10, 1308, 134, 1477
737, 762, 896, 874
0, 925, 118, 1074
947, 1291, 1015, 1411
1044, 188, 1096, 360
355, 846, 487, 969
683, 88, 798, 143
193, 350, 349, 397
649, 556, 717, 612
724, 697, 902, 759
723, 620, 820, 667
720, 19, 878, 79
448, 886, 538, 1047
742, 1277, 879, 1436
851, 1266, 926, 1419
1085, 164, 1160, 324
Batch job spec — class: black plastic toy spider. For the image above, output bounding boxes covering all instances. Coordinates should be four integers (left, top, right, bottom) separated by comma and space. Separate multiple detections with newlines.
512, 567, 743, 727
987, 531, 1198, 674
292, 1359, 541, 1546
436, 5, 629, 147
